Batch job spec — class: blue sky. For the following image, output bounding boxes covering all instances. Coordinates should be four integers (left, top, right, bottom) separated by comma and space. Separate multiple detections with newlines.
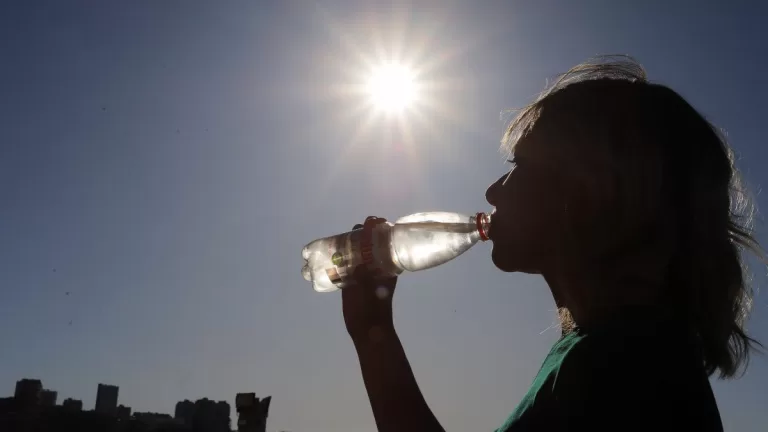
1, 1, 767, 431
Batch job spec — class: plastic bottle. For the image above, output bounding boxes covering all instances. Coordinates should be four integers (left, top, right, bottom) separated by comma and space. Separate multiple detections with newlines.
301, 212, 491, 292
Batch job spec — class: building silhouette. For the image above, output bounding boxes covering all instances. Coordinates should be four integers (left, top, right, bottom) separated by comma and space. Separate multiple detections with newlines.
192, 398, 230, 432
116, 404, 131, 420
62, 398, 83, 411
2, 377, 272, 432
235, 393, 271, 432
0, 397, 14, 413
133, 411, 175, 429
3, 379, 122, 432
14, 379, 42, 408
175, 399, 195, 426
39, 389, 57, 407
94, 383, 119, 415
173, 397, 232, 432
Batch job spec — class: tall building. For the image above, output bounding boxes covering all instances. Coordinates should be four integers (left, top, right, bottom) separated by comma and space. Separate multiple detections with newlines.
175, 399, 195, 426
235, 393, 271, 432
192, 398, 231, 432
14, 379, 42, 407
175, 398, 230, 431
63, 398, 83, 411
39, 389, 57, 407
94, 383, 119, 415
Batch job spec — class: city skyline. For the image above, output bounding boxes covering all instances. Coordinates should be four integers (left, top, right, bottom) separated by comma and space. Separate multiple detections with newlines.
2, 376, 270, 432
2, 372, 267, 426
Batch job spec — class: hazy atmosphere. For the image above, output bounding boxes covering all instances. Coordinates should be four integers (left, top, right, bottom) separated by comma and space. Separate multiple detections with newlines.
1, 1, 767, 431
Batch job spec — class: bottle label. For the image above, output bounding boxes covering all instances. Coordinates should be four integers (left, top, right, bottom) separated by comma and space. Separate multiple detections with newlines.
323, 223, 394, 287
363, 223, 393, 277
324, 230, 362, 286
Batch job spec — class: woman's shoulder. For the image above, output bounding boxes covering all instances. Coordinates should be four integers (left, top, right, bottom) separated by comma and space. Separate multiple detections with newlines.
496, 324, 721, 432
555, 320, 718, 408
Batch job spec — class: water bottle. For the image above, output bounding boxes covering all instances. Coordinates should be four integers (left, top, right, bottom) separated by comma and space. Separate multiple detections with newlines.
301, 212, 491, 292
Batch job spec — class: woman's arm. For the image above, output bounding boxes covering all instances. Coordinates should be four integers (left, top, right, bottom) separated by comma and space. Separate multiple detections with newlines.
342, 217, 445, 432
352, 322, 444, 432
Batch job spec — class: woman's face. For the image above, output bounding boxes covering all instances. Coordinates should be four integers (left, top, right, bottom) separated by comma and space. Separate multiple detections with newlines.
485, 131, 602, 273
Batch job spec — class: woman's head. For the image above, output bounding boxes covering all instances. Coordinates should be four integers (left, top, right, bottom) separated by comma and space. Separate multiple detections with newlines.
486, 56, 763, 378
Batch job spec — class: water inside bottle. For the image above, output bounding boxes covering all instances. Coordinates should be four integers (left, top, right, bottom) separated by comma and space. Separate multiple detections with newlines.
301, 212, 489, 292
390, 221, 482, 272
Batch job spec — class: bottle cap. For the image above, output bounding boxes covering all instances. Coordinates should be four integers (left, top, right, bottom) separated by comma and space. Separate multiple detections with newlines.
476, 212, 490, 241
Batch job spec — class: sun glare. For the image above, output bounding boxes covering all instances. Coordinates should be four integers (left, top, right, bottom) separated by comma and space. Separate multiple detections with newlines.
366, 64, 418, 113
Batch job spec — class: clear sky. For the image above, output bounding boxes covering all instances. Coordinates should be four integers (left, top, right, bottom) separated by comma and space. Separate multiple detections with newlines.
1, 1, 767, 431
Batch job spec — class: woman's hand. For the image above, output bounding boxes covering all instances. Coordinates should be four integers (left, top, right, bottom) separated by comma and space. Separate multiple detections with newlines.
342, 216, 399, 345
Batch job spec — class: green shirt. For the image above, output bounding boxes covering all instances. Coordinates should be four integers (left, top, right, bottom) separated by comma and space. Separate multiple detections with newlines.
496, 308, 723, 431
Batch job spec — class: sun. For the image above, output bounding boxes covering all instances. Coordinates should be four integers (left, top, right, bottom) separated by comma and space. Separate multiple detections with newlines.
365, 63, 418, 113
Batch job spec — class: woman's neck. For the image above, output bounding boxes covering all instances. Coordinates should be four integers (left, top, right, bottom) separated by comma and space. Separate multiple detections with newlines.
542, 254, 668, 332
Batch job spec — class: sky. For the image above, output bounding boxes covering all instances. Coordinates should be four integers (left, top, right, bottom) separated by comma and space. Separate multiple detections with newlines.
1, 1, 767, 431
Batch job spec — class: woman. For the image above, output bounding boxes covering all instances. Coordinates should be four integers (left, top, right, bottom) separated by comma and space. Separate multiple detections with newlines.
343, 57, 763, 431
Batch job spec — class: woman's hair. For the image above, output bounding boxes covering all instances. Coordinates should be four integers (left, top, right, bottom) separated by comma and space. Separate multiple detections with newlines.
502, 55, 764, 378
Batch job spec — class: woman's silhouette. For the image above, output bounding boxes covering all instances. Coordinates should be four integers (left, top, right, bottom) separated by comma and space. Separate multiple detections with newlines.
343, 56, 764, 432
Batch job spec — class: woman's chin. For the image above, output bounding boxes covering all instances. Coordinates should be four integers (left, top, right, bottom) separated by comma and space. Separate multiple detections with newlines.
491, 245, 517, 272
491, 244, 540, 274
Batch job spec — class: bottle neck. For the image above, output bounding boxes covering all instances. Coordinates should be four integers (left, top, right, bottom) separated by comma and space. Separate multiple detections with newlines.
474, 212, 491, 241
